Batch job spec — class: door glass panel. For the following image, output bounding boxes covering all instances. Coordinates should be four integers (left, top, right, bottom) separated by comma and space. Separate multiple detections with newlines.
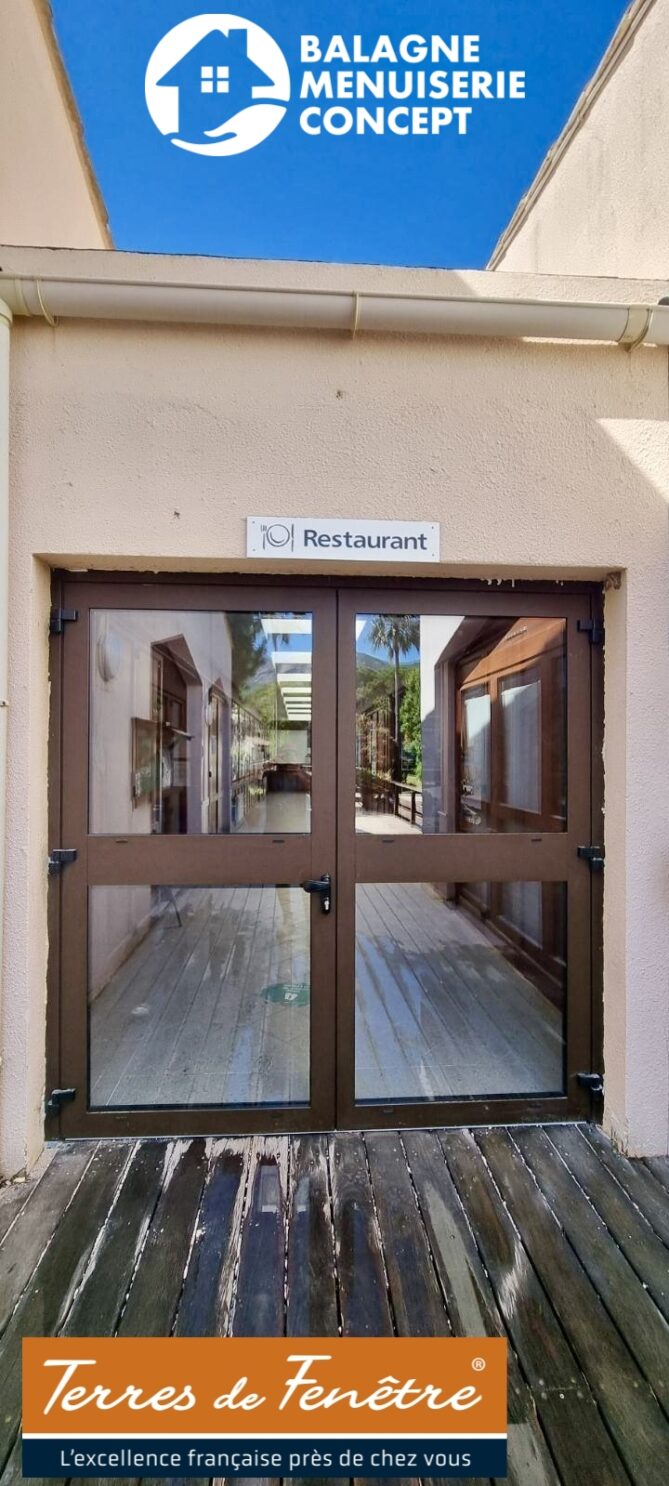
355, 881, 566, 1101
89, 885, 310, 1107
355, 614, 567, 834
90, 611, 313, 834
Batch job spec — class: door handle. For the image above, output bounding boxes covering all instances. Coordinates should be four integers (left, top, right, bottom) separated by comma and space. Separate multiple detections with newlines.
303, 873, 332, 913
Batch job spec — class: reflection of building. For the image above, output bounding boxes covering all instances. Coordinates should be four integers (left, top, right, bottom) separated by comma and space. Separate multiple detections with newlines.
148, 637, 271, 834
450, 618, 567, 1005
356, 616, 568, 1002
431, 616, 567, 835
93, 609, 235, 837
89, 608, 308, 998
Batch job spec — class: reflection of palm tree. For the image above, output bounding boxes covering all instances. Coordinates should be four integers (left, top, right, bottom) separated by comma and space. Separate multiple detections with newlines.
368, 616, 419, 776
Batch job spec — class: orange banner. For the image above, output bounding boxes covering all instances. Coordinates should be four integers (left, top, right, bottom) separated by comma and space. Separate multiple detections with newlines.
24, 1337, 506, 1437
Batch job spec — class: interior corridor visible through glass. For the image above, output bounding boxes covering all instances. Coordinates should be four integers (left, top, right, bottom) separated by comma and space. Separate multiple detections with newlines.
90, 610, 313, 834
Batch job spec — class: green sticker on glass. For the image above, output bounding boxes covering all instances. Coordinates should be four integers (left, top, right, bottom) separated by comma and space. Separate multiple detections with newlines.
262, 981, 310, 1006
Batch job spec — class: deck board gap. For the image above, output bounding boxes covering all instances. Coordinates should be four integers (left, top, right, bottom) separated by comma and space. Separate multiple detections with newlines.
325, 1137, 344, 1338
114, 1140, 177, 1335
360, 1132, 400, 1337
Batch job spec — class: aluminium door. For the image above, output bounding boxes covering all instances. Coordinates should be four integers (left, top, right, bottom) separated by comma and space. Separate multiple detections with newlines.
336, 588, 598, 1128
49, 578, 599, 1136
51, 583, 337, 1136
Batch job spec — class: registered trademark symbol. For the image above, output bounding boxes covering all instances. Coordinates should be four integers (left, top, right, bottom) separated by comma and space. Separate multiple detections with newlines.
472, 1357, 486, 1371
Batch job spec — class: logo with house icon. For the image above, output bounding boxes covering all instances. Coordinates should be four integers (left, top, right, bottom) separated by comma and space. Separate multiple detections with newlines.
145, 13, 290, 156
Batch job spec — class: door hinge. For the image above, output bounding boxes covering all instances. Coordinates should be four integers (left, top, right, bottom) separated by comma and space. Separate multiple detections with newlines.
577, 617, 604, 645
45, 1087, 76, 1116
49, 607, 79, 636
577, 845, 604, 871
48, 847, 78, 876
576, 1072, 604, 1097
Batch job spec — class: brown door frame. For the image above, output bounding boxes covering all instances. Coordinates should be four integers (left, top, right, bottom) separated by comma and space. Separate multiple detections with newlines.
336, 586, 596, 1129
47, 572, 603, 1138
51, 581, 337, 1138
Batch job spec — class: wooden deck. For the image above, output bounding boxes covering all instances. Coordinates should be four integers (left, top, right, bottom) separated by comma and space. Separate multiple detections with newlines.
91, 882, 561, 1108
1, 1125, 668, 1484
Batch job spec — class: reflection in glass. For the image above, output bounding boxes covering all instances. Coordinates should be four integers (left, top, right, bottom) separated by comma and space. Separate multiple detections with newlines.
355, 881, 566, 1101
460, 686, 491, 831
355, 614, 567, 835
501, 674, 540, 814
90, 611, 313, 834
89, 885, 310, 1107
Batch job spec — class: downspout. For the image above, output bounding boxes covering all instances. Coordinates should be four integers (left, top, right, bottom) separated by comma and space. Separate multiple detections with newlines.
0, 300, 11, 1077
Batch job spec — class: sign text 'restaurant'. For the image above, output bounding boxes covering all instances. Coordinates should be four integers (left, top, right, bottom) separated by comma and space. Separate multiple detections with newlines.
246, 518, 440, 563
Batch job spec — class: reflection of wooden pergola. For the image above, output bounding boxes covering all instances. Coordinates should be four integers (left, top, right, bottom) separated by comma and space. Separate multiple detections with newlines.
356, 684, 420, 821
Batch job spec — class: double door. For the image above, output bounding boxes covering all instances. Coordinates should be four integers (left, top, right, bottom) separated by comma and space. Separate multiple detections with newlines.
49, 579, 601, 1135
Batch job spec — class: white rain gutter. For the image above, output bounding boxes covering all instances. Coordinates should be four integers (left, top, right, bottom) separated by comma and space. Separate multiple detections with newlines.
0, 299, 11, 1051
1, 273, 669, 345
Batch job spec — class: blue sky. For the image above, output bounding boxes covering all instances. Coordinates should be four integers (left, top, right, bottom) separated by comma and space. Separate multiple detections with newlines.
52, 1, 629, 267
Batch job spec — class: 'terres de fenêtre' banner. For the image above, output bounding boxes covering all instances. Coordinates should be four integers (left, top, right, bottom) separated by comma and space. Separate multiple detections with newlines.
23, 1337, 507, 1478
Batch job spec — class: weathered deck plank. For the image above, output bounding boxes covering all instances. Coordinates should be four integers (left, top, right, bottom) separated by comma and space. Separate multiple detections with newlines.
643, 1155, 669, 1194
549, 1125, 669, 1319
63, 1140, 168, 1337
478, 1128, 668, 1484
403, 1130, 559, 1486
177, 1140, 249, 1338
232, 1137, 288, 1338
286, 1135, 339, 1338
329, 1133, 393, 1337
286, 1138, 345, 1486
0, 1142, 95, 1334
0, 1142, 131, 1476
515, 1126, 669, 1414
0, 1145, 73, 1246
364, 1131, 450, 1338
120, 1139, 209, 1337
441, 1129, 631, 1486
219, 1144, 289, 1486
2, 1124, 668, 1486
580, 1124, 669, 1248
365, 1133, 489, 1486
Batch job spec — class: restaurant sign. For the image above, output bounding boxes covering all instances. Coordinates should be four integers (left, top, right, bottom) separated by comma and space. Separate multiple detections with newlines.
247, 517, 440, 562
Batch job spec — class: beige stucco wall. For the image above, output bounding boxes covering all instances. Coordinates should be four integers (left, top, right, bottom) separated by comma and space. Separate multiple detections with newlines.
0, 0, 110, 249
1, 248, 669, 1172
492, 0, 669, 277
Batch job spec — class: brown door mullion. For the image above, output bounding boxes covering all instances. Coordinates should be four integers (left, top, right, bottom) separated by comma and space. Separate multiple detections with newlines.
355, 833, 571, 882
57, 586, 92, 1135
87, 836, 315, 886
564, 613, 595, 1116
306, 589, 337, 1129
335, 592, 357, 1127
